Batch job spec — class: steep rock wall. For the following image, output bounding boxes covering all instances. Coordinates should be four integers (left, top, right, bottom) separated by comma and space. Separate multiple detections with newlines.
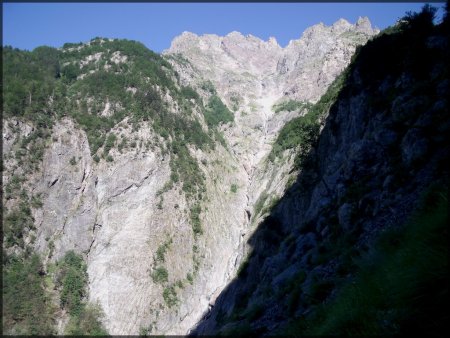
191, 17, 449, 335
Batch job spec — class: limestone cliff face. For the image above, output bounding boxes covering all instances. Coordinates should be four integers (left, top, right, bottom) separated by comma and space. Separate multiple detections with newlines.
164, 18, 378, 230
166, 17, 378, 103
3, 19, 379, 335
191, 17, 449, 335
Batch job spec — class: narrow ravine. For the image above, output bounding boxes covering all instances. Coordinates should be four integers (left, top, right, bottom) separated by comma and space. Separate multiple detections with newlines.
189, 80, 286, 333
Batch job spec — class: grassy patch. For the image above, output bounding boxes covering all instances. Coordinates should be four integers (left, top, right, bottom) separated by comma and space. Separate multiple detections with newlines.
190, 204, 203, 236
162, 285, 178, 308
151, 267, 169, 284
272, 100, 313, 113
203, 95, 234, 128
230, 184, 238, 193
155, 237, 173, 263
186, 272, 194, 284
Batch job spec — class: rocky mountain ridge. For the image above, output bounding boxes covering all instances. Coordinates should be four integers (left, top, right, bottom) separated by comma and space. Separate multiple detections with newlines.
4, 11, 447, 336
166, 17, 378, 103
164, 18, 378, 233
191, 8, 449, 335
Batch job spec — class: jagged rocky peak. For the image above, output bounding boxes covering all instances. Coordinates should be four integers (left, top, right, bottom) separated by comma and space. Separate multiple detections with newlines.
267, 36, 279, 47
290, 17, 377, 47
165, 17, 379, 104
169, 17, 377, 54
331, 18, 353, 33
356, 16, 377, 34
168, 30, 282, 52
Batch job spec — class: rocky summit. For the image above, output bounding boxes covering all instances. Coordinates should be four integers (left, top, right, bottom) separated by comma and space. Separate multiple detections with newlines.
2, 9, 448, 336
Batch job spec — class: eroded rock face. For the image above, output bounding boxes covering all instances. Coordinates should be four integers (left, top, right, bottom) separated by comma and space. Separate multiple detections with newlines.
165, 17, 379, 103
2, 18, 378, 335
164, 18, 378, 207
190, 20, 449, 334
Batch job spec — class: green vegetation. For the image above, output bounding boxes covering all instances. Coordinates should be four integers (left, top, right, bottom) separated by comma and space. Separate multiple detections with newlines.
30, 194, 44, 209
203, 95, 234, 128
175, 279, 184, 289
139, 326, 151, 336
170, 142, 207, 200
151, 267, 169, 284
3, 38, 214, 161
4, 37, 215, 243
165, 52, 191, 68
269, 70, 347, 166
151, 237, 186, 308
213, 129, 228, 149
283, 185, 448, 336
272, 100, 313, 113
190, 204, 203, 236
253, 191, 269, 218
200, 80, 216, 94
155, 237, 172, 263
57, 251, 88, 316
4, 174, 23, 199
229, 94, 242, 112
2, 253, 56, 335
2, 248, 106, 335
64, 303, 108, 336
3, 46, 60, 127
3, 202, 35, 249
163, 285, 179, 308
349, 4, 439, 87
180, 85, 200, 101
230, 183, 238, 193
103, 133, 117, 155
56, 251, 108, 335
186, 272, 194, 284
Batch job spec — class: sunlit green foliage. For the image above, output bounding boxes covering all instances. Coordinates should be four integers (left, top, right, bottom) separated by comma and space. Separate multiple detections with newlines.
2, 253, 56, 335
3, 202, 35, 248
156, 238, 173, 263
3, 46, 60, 127
65, 303, 108, 336
272, 100, 313, 113
152, 267, 169, 284
56, 251, 108, 335
269, 70, 347, 166
190, 203, 203, 236
57, 251, 88, 316
203, 95, 234, 128
163, 285, 179, 308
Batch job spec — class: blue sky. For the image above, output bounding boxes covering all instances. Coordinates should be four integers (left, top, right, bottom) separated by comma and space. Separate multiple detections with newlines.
3, 2, 446, 53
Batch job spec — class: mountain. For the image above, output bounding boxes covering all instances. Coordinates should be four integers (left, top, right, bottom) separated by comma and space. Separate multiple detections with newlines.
2, 9, 448, 336
191, 8, 449, 335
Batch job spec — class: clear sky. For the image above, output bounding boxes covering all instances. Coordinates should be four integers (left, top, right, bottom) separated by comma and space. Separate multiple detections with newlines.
3, 2, 446, 53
